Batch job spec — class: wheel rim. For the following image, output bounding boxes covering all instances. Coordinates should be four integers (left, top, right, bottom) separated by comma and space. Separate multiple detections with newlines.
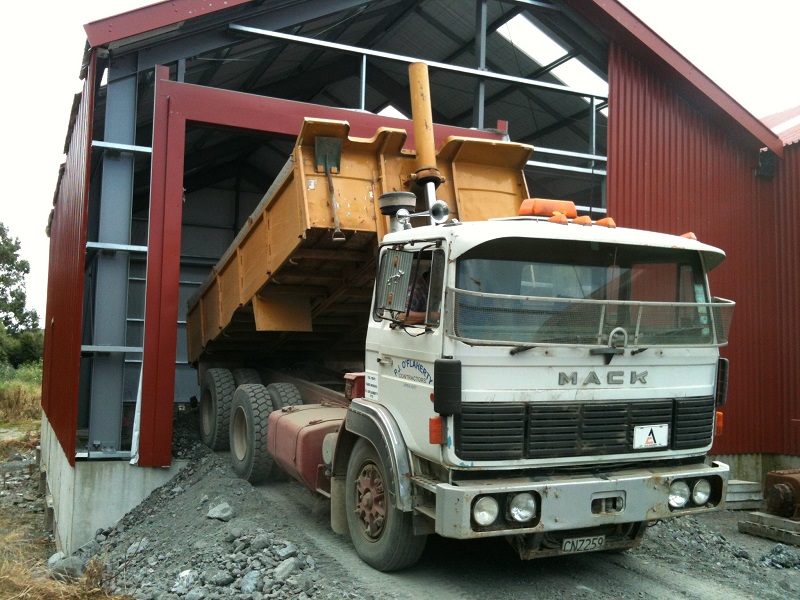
354, 462, 386, 541
200, 391, 213, 437
232, 405, 249, 461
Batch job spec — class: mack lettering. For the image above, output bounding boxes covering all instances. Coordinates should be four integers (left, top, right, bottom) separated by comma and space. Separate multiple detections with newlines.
558, 371, 649, 386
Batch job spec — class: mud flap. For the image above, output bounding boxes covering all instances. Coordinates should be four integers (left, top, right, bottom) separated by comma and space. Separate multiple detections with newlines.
330, 475, 348, 535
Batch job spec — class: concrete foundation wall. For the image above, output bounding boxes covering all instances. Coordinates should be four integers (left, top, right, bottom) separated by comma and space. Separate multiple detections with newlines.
41, 415, 184, 553
712, 453, 800, 485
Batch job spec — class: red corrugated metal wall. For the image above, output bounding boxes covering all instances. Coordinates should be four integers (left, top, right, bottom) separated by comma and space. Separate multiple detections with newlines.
774, 142, 800, 455
607, 42, 795, 455
41, 53, 96, 466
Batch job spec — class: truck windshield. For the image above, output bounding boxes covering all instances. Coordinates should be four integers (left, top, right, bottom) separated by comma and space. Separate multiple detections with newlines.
452, 237, 734, 347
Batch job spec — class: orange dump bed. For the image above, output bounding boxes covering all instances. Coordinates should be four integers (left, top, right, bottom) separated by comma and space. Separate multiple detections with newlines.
186, 118, 532, 366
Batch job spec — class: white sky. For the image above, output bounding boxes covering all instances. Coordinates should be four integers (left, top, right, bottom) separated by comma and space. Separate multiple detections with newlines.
0, 0, 797, 319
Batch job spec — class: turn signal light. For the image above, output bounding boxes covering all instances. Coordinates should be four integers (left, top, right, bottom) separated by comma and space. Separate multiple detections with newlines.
715, 411, 724, 436
429, 417, 444, 444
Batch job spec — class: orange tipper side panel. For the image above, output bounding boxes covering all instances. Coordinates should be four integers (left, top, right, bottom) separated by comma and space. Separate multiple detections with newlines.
185, 118, 533, 364
253, 295, 312, 331
239, 212, 270, 304
299, 120, 407, 233
439, 137, 532, 221
200, 277, 221, 349
265, 168, 306, 278
217, 250, 241, 327
186, 302, 203, 365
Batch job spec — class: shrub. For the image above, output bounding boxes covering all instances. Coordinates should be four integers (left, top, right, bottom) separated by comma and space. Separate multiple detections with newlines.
0, 361, 42, 424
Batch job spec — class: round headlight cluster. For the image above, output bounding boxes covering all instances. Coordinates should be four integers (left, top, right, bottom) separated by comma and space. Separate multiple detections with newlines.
668, 481, 690, 508
473, 496, 500, 526
473, 493, 538, 527
509, 493, 537, 523
692, 479, 711, 505
669, 479, 713, 509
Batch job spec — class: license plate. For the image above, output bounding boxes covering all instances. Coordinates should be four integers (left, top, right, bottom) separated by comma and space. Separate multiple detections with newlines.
562, 535, 606, 554
633, 424, 669, 449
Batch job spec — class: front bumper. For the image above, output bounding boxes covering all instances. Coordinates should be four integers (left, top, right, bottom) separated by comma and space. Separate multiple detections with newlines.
431, 460, 729, 539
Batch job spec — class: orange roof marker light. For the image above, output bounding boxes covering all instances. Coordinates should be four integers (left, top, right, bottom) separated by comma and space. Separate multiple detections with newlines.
595, 217, 617, 228
519, 198, 577, 218
573, 215, 593, 226
681, 232, 698, 240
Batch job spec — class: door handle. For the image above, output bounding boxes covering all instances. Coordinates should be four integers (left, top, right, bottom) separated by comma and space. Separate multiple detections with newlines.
377, 356, 393, 366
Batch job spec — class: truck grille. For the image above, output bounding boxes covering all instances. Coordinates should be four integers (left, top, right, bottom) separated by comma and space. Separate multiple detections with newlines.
454, 397, 715, 461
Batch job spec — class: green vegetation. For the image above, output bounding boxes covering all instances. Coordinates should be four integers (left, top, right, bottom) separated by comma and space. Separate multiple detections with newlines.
0, 223, 38, 334
0, 361, 42, 427
0, 222, 43, 427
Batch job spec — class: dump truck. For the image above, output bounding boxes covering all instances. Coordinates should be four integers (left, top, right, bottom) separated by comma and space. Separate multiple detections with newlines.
186, 63, 735, 571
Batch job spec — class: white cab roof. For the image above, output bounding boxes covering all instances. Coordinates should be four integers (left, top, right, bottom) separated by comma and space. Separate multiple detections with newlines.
382, 218, 727, 271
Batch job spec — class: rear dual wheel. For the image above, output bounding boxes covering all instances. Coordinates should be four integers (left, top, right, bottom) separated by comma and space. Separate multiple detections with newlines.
199, 368, 235, 450
229, 382, 303, 483
230, 384, 275, 483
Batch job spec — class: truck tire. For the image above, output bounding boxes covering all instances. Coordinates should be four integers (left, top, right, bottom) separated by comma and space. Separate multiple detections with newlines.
345, 438, 426, 571
199, 368, 235, 450
229, 384, 275, 483
233, 368, 261, 387
265, 382, 303, 409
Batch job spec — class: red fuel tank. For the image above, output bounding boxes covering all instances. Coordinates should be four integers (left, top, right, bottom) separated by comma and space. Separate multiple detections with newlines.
267, 404, 347, 495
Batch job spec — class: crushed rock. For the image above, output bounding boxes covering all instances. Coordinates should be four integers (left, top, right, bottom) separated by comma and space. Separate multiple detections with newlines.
5, 411, 799, 598
63, 410, 375, 599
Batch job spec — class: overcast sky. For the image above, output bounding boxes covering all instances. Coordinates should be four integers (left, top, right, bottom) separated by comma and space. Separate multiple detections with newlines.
1, 0, 797, 320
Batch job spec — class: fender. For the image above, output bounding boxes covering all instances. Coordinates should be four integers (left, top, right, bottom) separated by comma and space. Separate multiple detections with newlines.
332, 398, 413, 512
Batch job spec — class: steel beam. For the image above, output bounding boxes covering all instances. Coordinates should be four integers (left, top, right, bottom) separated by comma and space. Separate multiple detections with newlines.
87, 53, 138, 456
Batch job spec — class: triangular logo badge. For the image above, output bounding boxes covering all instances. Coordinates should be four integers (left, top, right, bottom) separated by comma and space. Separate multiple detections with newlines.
645, 428, 657, 446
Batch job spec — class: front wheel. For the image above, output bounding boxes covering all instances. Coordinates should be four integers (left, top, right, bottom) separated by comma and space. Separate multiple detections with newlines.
345, 439, 426, 571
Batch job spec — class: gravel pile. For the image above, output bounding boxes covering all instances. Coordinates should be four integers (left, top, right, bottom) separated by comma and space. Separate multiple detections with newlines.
5, 410, 796, 599
0, 450, 40, 515
638, 514, 762, 563
59, 410, 374, 600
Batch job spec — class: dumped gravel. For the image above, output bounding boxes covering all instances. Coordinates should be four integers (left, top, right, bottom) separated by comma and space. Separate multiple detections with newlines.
3, 412, 799, 599
64, 412, 377, 600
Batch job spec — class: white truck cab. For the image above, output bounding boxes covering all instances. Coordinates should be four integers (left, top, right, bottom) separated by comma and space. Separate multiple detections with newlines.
353, 207, 733, 560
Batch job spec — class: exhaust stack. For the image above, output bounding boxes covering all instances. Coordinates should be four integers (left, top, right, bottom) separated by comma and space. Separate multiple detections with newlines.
408, 62, 444, 222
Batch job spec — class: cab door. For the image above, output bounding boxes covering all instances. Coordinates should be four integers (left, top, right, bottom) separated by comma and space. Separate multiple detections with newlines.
365, 247, 446, 461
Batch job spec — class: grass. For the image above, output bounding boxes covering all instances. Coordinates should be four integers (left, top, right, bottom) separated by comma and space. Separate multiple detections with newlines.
0, 531, 134, 599
0, 363, 134, 599
0, 362, 42, 427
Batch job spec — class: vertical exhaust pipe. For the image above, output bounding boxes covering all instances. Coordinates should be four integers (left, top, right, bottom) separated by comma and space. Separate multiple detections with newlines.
408, 63, 444, 222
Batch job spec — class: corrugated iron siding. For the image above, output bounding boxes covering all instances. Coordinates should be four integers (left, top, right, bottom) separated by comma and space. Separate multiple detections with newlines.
775, 142, 800, 455
41, 54, 96, 466
607, 42, 795, 455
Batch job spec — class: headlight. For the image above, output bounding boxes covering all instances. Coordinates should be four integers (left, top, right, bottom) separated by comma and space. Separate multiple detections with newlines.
668, 480, 690, 508
509, 493, 537, 523
692, 479, 711, 505
473, 496, 499, 526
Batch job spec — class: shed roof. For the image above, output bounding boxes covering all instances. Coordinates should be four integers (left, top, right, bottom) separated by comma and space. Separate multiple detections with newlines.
82, 0, 782, 157
762, 105, 800, 146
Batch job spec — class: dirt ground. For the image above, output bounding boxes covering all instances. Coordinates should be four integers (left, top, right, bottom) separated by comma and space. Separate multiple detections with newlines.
3, 415, 799, 599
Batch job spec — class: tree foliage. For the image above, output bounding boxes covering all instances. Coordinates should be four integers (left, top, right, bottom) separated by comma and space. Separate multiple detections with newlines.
0, 223, 39, 334
0, 324, 43, 368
